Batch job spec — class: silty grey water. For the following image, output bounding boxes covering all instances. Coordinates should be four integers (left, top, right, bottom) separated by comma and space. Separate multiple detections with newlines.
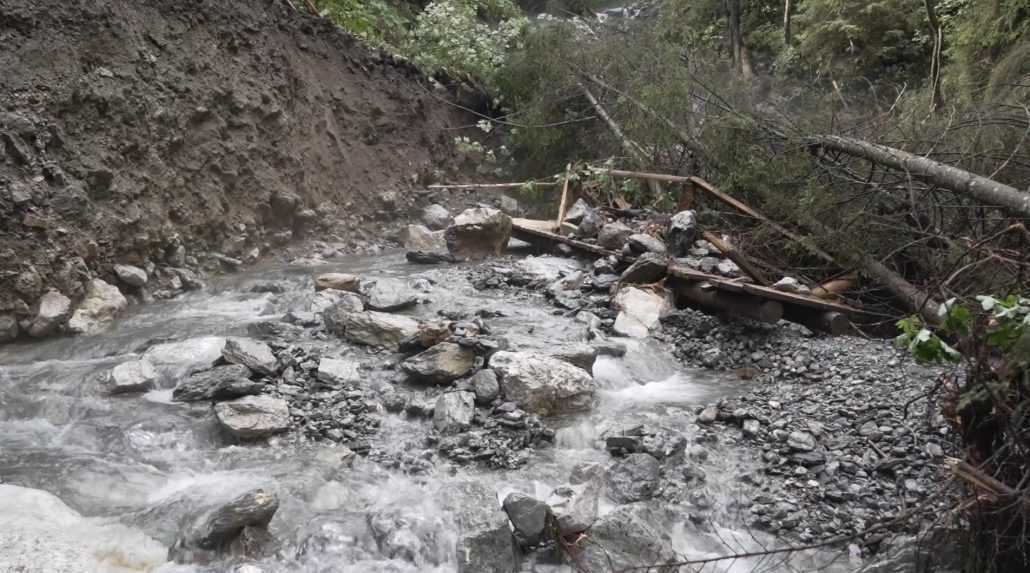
0, 252, 850, 572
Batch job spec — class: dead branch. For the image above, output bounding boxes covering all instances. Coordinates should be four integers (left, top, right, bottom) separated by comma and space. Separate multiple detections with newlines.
702, 231, 771, 285
427, 181, 559, 190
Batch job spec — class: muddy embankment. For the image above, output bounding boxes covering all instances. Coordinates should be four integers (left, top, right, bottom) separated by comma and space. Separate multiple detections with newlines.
0, 0, 479, 342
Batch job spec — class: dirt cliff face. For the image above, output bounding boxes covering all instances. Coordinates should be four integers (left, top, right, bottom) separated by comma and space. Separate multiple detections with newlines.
0, 0, 471, 322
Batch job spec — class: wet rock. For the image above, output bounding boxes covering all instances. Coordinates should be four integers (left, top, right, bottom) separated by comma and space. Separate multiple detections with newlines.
222, 337, 278, 376
173, 364, 262, 402
67, 279, 127, 335
627, 233, 667, 254
327, 310, 421, 349
565, 198, 602, 238
434, 391, 476, 434
445, 207, 512, 261
401, 224, 446, 252
366, 508, 448, 566
169, 489, 278, 564
406, 250, 458, 265
569, 462, 605, 485
597, 221, 632, 250
422, 204, 452, 231
316, 358, 361, 386
619, 252, 668, 285
214, 395, 290, 439
359, 277, 418, 311
402, 342, 476, 384
593, 340, 628, 357
317, 292, 365, 316
14, 267, 42, 298
489, 351, 596, 415
444, 482, 516, 573
606, 453, 660, 503
106, 359, 158, 394
666, 210, 698, 256
547, 480, 600, 535
716, 259, 740, 277
576, 505, 678, 571
498, 195, 519, 216
502, 492, 553, 546
470, 369, 500, 405
143, 336, 226, 380
113, 264, 148, 287
314, 273, 360, 292
398, 321, 452, 353
787, 431, 817, 452
0, 313, 17, 341
548, 344, 598, 373
612, 286, 673, 338
284, 310, 318, 326
698, 404, 719, 424
246, 320, 302, 339
173, 267, 204, 291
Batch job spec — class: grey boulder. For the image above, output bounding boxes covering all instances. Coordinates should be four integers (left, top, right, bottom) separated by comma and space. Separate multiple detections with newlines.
619, 252, 668, 285
576, 505, 677, 571
0, 313, 19, 342
433, 391, 476, 434
547, 480, 600, 536
359, 277, 418, 312
313, 273, 360, 292
422, 204, 453, 231
222, 337, 278, 376
469, 369, 500, 405
606, 453, 661, 503
316, 357, 361, 386
168, 489, 279, 564
114, 264, 148, 288
215, 395, 290, 439
402, 342, 476, 384
665, 210, 698, 256
489, 351, 595, 415
327, 310, 420, 349
106, 359, 159, 394
173, 364, 262, 402
612, 286, 673, 338
401, 224, 446, 252
445, 207, 512, 261
67, 280, 128, 335
31, 295, 73, 337
597, 222, 632, 250
502, 492, 553, 546
627, 233, 667, 255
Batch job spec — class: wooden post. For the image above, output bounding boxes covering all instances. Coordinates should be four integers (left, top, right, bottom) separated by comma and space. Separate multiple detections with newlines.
557, 163, 572, 227
674, 281, 784, 323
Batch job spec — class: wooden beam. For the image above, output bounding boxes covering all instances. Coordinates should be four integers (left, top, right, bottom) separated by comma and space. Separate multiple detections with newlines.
511, 221, 617, 258
427, 181, 559, 191
667, 264, 859, 314
782, 306, 850, 335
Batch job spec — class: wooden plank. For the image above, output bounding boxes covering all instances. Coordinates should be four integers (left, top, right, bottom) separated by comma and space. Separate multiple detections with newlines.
427, 181, 559, 191
511, 221, 617, 258
557, 163, 572, 226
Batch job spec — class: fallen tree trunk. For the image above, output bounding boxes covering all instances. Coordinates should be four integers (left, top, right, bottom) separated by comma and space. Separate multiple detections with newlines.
675, 281, 784, 323
428, 181, 558, 190
807, 135, 1030, 218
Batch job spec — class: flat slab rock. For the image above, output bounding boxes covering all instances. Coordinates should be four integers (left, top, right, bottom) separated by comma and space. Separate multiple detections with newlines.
172, 364, 262, 402
222, 337, 278, 376
402, 342, 476, 384
327, 310, 420, 349
214, 395, 290, 439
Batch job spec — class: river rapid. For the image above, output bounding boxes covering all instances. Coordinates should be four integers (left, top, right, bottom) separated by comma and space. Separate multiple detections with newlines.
0, 252, 850, 572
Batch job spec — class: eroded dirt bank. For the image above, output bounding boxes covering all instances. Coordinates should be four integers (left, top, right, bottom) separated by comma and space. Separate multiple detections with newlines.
0, 0, 475, 337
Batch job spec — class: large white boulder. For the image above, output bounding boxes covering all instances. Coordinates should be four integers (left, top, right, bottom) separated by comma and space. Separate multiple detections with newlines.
67, 279, 128, 335
489, 351, 596, 415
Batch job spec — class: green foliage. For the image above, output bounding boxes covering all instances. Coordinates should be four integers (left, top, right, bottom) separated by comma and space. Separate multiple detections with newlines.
794, 0, 931, 83
315, 0, 412, 49
948, 0, 1030, 99
897, 295, 1030, 365
410, 0, 528, 84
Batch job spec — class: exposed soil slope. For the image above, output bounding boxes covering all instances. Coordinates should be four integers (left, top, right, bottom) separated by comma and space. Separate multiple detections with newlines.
0, 0, 471, 317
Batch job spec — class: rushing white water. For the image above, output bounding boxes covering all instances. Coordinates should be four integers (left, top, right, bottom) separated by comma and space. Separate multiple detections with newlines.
0, 253, 846, 572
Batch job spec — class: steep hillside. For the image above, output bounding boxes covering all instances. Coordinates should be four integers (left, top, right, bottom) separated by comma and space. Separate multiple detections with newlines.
0, 0, 472, 325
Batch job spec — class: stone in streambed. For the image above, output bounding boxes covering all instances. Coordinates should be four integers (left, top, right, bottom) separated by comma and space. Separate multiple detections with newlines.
502, 492, 553, 546
143, 336, 226, 380
612, 286, 673, 338
597, 222, 632, 250
433, 391, 476, 434
788, 431, 817, 452
627, 233, 666, 254
445, 207, 512, 261
173, 364, 262, 402
546, 480, 600, 536
359, 277, 417, 311
215, 395, 290, 439
326, 310, 420, 349
488, 351, 595, 415
67, 279, 127, 335
469, 369, 500, 405
548, 344, 598, 373
402, 342, 476, 384
222, 337, 278, 376
314, 273, 360, 292
665, 210, 698, 257
106, 359, 159, 394
619, 252, 668, 285
400, 224, 446, 252
311, 289, 364, 314
316, 357, 361, 386
168, 489, 278, 564
114, 264, 148, 288
443, 482, 516, 573
606, 453, 660, 503
422, 204, 452, 231
27, 290, 72, 337
576, 505, 678, 571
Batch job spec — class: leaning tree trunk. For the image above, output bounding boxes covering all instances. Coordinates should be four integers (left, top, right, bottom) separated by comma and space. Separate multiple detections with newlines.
808, 135, 1030, 218
783, 0, 793, 47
